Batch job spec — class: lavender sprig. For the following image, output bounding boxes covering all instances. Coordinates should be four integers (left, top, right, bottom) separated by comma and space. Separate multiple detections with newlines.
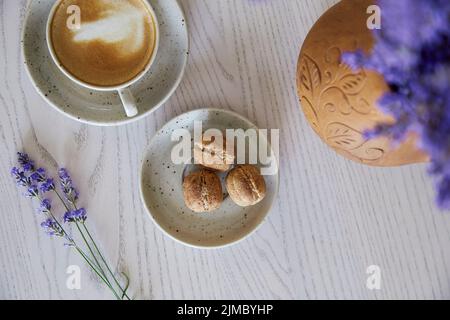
342, 0, 450, 209
58, 168, 131, 300
57, 168, 118, 290
57, 167, 130, 299
10, 152, 130, 300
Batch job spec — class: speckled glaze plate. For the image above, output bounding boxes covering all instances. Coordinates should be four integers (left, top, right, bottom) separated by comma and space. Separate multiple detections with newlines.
140, 109, 279, 248
21, 0, 189, 126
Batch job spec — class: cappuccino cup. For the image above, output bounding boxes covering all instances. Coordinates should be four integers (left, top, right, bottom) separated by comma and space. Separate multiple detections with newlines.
46, 0, 160, 117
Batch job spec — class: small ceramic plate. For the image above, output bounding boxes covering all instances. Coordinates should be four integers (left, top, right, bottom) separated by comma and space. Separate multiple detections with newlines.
21, 0, 189, 126
140, 109, 279, 248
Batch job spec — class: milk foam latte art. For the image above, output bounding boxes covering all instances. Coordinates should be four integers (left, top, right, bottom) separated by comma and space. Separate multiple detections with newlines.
49, 0, 158, 87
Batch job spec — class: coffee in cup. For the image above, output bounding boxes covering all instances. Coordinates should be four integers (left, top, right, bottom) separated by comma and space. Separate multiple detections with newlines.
47, 0, 159, 117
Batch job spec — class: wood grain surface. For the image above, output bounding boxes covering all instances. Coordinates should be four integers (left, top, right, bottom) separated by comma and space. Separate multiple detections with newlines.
1, 0, 450, 300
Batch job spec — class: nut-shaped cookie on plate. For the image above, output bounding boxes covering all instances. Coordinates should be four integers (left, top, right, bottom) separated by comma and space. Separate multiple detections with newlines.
183, 169, 223, 213
226, 165, 266, 207
194, 134, 234, 172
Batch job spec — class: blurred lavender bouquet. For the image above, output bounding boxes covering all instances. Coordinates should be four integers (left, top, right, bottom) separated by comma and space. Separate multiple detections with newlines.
342, 0, 450, 209
11, 152, 130, 300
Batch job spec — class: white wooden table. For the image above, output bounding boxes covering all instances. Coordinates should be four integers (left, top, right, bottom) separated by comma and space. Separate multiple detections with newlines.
1, 0, 450, 300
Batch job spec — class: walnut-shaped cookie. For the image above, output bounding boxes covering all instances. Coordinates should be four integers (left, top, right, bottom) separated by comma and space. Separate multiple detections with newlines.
194, 134, 234, 172
226, 165, 266, 207
183, 169, 223, 213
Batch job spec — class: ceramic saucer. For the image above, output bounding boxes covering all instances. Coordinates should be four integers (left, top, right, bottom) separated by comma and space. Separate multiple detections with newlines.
140, 109, 279, 248
22, 0, 189, 126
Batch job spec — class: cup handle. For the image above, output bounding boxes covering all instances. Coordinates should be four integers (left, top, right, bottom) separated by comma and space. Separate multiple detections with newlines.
118, 88, 139, 118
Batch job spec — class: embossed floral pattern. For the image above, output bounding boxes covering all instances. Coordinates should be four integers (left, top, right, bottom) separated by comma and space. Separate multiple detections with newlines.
298, 47, 385, 162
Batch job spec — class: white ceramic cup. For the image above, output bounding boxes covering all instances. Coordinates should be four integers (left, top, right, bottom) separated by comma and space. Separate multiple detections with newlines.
46, 0, 160, 118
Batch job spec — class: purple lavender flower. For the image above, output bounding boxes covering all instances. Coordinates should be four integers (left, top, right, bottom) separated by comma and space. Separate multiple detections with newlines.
40, 178, 55, 193
39, 199, 52, 213
437, 177, 450, 209
30, 168, 47, 183
58, 168, 79, 204
11, 167, 30, 187
341, 50, 366, 71
26, 185, 39, 198
376, 0, 449, 51
342, 0, 450, 209
17, 152, 35, 172
41, 218, 63, 237
64, 208, 87, 223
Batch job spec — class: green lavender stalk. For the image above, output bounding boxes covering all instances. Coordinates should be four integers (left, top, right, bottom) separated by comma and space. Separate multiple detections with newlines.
57, 168, 131, 299
36, 194, 122, 300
